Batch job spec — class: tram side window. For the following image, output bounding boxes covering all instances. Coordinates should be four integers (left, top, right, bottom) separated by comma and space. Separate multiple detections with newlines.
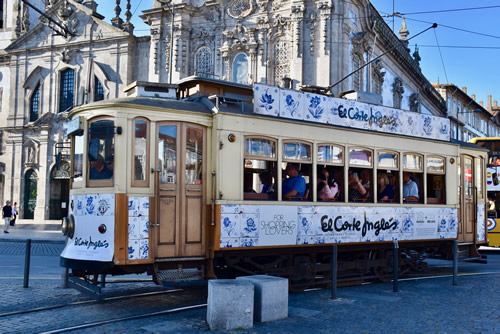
403, 153, 423, 203
426, 156, 446, 204
132, 118, 149, 187
317, 144, 344, 202
377, 151, 399, 203
71, 132, 84, 186
348, 148, 373, 202
88, 119, 114, 186
283, 141, 312, 201
243, 137, 277, 200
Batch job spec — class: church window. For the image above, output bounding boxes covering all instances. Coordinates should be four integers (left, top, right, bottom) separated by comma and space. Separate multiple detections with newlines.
228, 0, 252, 18
94, 77, 104, 102
195, 47, 212, 77
30, 84, 40, 122
59, 68, 74, 112
273, 38, 289, 85
232, 53, 249, 84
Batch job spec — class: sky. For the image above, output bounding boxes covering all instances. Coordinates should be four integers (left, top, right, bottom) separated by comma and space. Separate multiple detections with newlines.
97, 0, 500, 107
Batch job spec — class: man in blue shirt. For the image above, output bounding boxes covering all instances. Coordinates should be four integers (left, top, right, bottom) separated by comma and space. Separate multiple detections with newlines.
282, 163, 306, 199
403, 172, 419, 201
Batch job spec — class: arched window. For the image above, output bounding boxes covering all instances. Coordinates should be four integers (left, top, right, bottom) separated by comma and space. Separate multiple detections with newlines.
94, 77, 104, 101
273, 37, 289, 85
30, 84, 40, 122
59, 68, 74, 112
232, 53, 249, 84
195, 46, 212, 77
24, 169, 38, 219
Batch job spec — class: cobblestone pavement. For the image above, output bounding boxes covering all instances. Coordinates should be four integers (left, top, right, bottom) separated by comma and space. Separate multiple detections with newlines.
1, 271, 499, 334
0, 240, 64, 256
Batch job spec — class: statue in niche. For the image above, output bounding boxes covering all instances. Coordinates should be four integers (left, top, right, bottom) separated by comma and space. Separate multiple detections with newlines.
27, 145, 36, 164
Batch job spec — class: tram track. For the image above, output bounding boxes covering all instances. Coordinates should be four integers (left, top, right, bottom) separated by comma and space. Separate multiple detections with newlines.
0, 288, 184, 318
12, 270, 499, 334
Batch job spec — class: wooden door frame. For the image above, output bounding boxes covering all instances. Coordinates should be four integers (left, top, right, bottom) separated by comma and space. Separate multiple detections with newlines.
154, 122, 206, 258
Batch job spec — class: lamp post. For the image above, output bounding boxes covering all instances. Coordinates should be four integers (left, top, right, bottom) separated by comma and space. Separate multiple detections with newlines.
159, 0, 175, 84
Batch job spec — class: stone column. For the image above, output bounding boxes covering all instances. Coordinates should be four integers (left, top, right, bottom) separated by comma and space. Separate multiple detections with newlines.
34, 130, 49, 222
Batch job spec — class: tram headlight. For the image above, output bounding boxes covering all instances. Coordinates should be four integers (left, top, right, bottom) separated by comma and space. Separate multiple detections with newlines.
61, 214, 75, 239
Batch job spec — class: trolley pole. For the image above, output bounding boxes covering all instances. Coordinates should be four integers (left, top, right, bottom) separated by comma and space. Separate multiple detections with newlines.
331, 245, 338, 299
393, 240, 399, 292
24, 239, 32, 288
452, 240, 458, 285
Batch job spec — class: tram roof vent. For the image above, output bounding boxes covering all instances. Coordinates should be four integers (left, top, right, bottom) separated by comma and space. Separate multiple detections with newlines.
339, 90, 383, 106
125, 81, 178, 99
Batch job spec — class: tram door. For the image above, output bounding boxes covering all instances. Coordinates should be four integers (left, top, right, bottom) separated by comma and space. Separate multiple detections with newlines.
155, 122, 205, 258
459, 155, 475, 243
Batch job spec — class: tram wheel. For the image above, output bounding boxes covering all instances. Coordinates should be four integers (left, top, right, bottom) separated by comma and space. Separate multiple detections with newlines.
369, 249, 397, 282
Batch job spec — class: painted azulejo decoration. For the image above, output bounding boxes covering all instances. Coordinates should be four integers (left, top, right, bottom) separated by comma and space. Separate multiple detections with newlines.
219, 205, 458, 248
280, 88, 304, 120
60, 194, 115, 262
254, 84, 280, 117
253, 84, 451, 141
477, 203, 486, 242
128, 197, 150, 260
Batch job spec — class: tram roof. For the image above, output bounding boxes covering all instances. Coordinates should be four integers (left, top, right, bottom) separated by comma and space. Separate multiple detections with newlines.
451, 138, 489, 151
76, 96, 213, 114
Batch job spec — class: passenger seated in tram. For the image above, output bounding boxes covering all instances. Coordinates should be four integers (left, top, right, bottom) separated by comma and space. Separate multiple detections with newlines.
348, 170, 367, 201
89, 154, 113, 180
377, 173, 394, 202
259, 171, 275, 199
282, 163, 306, 200
360, 169, 371, 194
403, 172, 419, 202
318, 169, 338, 201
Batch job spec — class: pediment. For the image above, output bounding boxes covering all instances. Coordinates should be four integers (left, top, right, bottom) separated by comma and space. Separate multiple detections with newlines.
6, 0, 130, 53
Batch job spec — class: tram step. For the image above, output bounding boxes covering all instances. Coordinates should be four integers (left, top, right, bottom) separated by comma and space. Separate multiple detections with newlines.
156, 268, 204, 282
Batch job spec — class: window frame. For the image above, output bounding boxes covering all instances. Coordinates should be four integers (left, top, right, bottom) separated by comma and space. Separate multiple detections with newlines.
377, 150, 399, 171
403, 153, 424, 172
348, 147, 373, 168
244, 136, 278, 161
94, 76, 105, 102
29, 83, 41, 122
87, 116, 115, 188
317, 143, 344, 166
282, 140, 312, 163
59, 68, 75, 112
70, 130, 85, 189
131, 117, 150, 188
426, 155, 446, 175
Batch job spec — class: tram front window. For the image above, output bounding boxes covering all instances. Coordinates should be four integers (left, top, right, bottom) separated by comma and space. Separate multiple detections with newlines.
72, 132, 84, 185
88, 119, 114, 185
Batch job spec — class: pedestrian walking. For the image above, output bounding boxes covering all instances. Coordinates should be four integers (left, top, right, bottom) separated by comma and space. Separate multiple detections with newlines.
10, 202, 17, 226
2, 200, 12, 233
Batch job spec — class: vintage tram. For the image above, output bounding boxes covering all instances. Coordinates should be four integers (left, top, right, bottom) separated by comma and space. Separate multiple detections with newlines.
469, 137, 500, 247
61, 77, 488, 292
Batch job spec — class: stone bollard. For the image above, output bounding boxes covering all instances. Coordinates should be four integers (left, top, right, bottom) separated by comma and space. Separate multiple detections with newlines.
237, 275, 288, 322
207, 279, 254, 331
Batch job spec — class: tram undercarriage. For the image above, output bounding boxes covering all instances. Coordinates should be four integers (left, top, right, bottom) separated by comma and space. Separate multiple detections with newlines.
213, 241, 458, 291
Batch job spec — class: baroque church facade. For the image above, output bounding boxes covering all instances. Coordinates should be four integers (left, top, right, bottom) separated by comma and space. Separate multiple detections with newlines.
0, 0, 446, 222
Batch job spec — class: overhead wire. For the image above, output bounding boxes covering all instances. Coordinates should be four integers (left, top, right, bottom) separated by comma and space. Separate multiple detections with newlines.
433, 29, 448, 83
